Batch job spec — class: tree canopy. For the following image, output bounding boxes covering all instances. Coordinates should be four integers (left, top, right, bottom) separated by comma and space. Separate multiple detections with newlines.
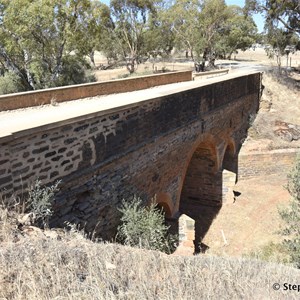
245, 0, 300, 35
0, 0, 271, 94
0, 0, 97, 91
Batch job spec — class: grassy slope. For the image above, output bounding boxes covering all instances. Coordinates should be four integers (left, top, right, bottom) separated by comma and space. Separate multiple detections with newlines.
1, 206, 300, 300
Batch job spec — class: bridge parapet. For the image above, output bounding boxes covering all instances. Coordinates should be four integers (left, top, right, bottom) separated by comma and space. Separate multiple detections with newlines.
0, 71, 192, 111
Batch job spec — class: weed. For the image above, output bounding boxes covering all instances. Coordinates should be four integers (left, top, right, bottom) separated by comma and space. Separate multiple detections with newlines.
117, 196, 177, 254
27, 179, 61, 228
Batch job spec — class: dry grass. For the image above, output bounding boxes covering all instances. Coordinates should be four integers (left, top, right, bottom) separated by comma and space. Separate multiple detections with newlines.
248, 69, 300, 149
0, 206, 300, 300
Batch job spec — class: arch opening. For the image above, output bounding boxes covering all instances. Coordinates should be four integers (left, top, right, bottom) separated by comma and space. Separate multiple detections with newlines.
179, 141, 222, 253
180, 142, 222, 212
222, 143, 238, 204
154, 193, 179, 238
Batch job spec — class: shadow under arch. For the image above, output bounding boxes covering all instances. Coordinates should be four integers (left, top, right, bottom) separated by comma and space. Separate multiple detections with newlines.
222, 138, 238, 175
221, 139, 239, 205
178, 135, 223, 253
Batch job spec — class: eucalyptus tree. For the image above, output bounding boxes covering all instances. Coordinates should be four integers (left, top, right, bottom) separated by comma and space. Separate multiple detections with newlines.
77, 1, 114, 67
165, 0, 203, 60
245, 0, 299, 73
169, 0, 228, 68
245, 0, 300, 35
215, 5, 258, 59
109, 0, 163, 73
0, 0, 96, 91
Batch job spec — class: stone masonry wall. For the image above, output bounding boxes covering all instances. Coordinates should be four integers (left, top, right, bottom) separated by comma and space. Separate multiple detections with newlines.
238, 148, 299, 180
0, 73, 261, 239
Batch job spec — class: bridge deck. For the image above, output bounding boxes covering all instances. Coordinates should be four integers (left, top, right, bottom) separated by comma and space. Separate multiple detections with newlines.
0, 71, 258, 140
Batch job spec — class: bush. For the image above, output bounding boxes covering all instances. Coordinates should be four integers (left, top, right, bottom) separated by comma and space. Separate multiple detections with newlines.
117, 196, 177, 253
279, 156, 300, 268
0, 72, 24, 95
27, 180, 60, 228
30, 55, 96, 90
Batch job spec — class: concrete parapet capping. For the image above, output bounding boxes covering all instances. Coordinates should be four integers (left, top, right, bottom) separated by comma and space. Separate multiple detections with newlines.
0, 70, 192, 112
193, 68, 230, 80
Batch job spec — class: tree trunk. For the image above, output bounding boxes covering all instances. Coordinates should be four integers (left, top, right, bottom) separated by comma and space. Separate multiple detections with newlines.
126, 58, 136, 74
0, 46, 33, 91
23, 50, 35, 90
89, 51, 96, 68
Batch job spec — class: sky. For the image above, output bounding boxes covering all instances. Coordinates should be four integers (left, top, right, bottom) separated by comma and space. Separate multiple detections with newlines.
99, 0, 265, 33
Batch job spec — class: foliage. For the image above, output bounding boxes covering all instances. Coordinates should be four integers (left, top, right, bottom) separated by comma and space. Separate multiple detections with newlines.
109, 0, 162, 73
0, 71, 24, 95
0, 0, 261, 80
245, 0, 300, 35
0, 0, 96, 91
216, 5, 258, 59
117, 196, 177, 253
279, 156, 300, 268
165, 0, 258, 68
27, 180, 60, 228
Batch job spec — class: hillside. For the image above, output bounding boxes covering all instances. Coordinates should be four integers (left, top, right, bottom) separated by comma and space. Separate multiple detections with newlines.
0, 205, 300, 300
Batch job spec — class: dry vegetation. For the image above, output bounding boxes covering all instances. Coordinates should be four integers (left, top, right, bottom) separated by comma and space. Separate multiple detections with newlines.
0, 205, 300, 300
247, 69, 300, 149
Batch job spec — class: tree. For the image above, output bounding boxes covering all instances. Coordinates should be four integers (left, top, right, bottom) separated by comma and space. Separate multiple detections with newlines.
264, 28, 298, 73
198, 0, 229, 66
77, 1, 114, 68
245, 0, 300, 35
165, 0, 203, 61
215, 5, 258, 59
110, 0, 162, 73
279, 156, 300, 268
167, 0, 257, 69
0, 0, 96, 91
142, 3, 175, 60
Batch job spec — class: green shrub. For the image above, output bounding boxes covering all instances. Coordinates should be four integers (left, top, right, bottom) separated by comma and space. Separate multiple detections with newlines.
279, 156, 300, 268
117, 196, 177, 254
0, 72, 24, 95
27, 180, 60, 228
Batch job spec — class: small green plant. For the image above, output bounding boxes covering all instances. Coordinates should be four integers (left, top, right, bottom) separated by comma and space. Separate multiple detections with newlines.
117, 196, 177, 254
279, 156, 300, 268
27, 179, 60, 228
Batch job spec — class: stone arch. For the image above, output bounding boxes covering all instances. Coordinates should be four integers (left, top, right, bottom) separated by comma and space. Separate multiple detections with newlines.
175, 135, 223, 253
153, 192, 179, 238
179, 137, 222, 215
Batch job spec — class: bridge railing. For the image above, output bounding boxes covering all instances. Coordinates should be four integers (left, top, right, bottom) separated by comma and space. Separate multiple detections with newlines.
0, 70, 192, 112
193, 69, 230, 80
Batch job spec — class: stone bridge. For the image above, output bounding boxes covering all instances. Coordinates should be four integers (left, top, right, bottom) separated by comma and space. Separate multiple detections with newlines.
0, 71, 262, 246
